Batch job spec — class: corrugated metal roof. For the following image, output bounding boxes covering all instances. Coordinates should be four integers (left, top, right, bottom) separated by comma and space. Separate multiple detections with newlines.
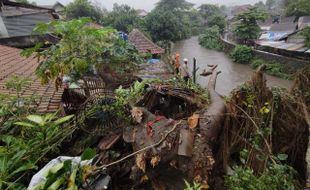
270, 22, 297, 32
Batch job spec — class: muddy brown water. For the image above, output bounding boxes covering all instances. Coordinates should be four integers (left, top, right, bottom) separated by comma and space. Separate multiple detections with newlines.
172, 36, 293, 96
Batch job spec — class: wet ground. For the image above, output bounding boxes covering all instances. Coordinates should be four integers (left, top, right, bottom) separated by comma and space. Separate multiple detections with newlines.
173, 37, 293, 96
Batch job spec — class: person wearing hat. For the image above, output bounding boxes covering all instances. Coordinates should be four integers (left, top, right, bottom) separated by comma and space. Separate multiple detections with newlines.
180, 58, 190, 82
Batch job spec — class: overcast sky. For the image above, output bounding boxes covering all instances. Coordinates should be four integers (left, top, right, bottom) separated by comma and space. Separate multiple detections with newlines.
34, 0, 266, 11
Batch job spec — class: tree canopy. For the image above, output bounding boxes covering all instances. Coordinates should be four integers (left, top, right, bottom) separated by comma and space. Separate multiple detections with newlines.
285, 0, 310, 17
198, 4, 221, 20
233, 8, 267, 44
207, 14, 226, 34
145, 0, 194, 43
155, 0, 193, 11
65, 0, 104, 23
145, 9, 191, 42
23, 18, 142, 85
102, 3, 140, 33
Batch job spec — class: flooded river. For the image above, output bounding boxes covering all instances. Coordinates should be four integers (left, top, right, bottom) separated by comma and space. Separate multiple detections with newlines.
173, 37, 293, 96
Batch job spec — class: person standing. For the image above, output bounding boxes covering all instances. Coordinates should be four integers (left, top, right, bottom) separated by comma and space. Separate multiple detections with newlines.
180, 58, 190, 82
175, 53, 180, 74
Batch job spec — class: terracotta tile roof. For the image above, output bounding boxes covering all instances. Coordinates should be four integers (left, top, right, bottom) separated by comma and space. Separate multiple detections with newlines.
129, 29, 165, 54
0, 44, 63, 113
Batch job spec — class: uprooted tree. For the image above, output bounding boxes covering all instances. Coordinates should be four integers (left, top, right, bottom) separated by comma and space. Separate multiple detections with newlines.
90, 65, 309, 189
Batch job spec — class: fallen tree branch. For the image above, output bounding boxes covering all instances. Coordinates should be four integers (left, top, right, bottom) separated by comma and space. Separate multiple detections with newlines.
233, 104, 276, 165
95, 120, 183, 171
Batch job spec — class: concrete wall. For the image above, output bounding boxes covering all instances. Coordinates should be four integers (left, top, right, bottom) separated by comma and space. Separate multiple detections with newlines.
221, 38, 309, 71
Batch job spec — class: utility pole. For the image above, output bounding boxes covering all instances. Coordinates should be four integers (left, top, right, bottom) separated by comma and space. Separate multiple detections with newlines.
192, 57, 199, 84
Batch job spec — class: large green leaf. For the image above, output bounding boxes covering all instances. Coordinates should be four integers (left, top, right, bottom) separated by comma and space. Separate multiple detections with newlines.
14, 122, 36, 128
27, 115, 44, 125
8, 163, 37, 178
81, 148, 96, 161
54, 115, 74, 125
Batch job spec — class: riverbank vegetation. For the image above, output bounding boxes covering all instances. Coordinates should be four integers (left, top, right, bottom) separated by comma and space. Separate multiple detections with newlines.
230, 45, 253, 64
198, 26, 223, 50
251, 59, 293, 79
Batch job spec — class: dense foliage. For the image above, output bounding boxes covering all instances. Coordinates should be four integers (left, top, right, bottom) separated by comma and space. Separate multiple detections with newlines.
251, 59, 292, 79
233, 8, 267, 44
230, 45, 253, 64
285, 0, 310, 17
145, 9, 191, 42
199, 26, 223, 50
155, 0, 193, 11
65, 0, 104, 23
198, 4, 221, 20
23, 18, 142, 85
102, 4, 141, 33
207, 14, 226, 34
302, 27, 310, 48
226, 163, 296, 190
0, 76, 75, 189
145, 0, 195, 43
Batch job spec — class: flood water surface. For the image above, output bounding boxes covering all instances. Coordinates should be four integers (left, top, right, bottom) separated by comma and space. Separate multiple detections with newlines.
173, 37, 293, 96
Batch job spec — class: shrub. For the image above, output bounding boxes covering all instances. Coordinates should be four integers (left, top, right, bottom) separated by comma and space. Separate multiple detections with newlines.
225, 164, 296, 190
198, 26, 223, 50
251, 59, 292, 79
230, 45, 253, 64
301, 26, 310, 48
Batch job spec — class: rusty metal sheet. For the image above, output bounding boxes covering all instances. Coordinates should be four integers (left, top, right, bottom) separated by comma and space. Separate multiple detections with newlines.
178, 129, 194, 157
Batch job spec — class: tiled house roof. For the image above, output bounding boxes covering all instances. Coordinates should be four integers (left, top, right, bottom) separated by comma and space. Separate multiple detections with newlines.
0, 44, 63, 113
129, 29, 165, 54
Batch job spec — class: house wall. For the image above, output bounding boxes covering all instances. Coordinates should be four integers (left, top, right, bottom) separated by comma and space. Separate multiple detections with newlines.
1, 12, 53, 37
0, 16, 9, 38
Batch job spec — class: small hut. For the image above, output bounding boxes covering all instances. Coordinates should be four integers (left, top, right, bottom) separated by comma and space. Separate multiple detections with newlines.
128, 29, 164, 56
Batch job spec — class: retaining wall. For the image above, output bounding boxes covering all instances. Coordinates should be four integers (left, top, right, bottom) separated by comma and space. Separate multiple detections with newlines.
221, 38, 309, 71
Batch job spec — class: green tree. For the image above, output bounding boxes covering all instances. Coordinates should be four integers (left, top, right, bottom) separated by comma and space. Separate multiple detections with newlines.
199, 26, 223, 50
207, 14, 226, 34
102, 4, 140, 33
186, 9, 204, 35
302, 27, 310, 48
254, 1, 267, 11
233, 8, 267, 44
198, 4, 221, 20
65, 0, 104, 22
156, 0, 193, 11
145, 9, 190, 42
23, 18, 142, 87
286, 0, 310, 17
